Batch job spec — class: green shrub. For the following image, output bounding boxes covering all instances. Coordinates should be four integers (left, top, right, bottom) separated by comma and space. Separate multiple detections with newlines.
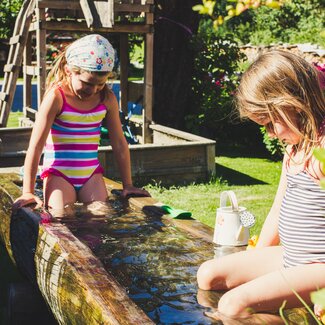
186, 20, 245, 139
230, 0, 325, 47
0, 0, 23, 38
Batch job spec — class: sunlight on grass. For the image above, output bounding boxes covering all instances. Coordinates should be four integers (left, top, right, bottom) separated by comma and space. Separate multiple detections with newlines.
7, 112, 23, 127
145, 156, 282, 236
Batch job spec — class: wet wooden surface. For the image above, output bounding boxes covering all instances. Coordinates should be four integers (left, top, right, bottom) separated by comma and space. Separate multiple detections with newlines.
0, 172, 317, 324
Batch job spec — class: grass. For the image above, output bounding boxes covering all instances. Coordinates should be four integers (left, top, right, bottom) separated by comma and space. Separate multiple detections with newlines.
145, 156, 282, 236
7, 111, 23, 128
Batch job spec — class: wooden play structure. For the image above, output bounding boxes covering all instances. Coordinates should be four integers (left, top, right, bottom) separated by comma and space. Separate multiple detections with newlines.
0, 0, 215, 185
0, 0, 154, 142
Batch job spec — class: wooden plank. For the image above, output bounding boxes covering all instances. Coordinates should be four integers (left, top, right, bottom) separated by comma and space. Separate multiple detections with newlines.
29, 20, 152, 33
143, 32, 154, 143
0, 92, 9, 102
114, 4, 151, 12
98, 137, 216, 185
3, 64, 20, 73
37, 1, 81, 10
36, 7, 47, 108
119, 33, 129, 115
150, 123, 216, 143
79, 0, 94, 28
23, 65, 40, 76
146, 12, 154, 25
93, 1, 113, 27
24, 106, 37, 121
23, 33, 33, 110
9, 35, 22, 45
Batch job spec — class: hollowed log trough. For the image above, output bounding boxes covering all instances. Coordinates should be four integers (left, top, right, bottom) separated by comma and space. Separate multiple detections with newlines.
0, 173, 314, 324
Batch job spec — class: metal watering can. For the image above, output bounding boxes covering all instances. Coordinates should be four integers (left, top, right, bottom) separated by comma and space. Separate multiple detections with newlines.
213, 191, 255, 246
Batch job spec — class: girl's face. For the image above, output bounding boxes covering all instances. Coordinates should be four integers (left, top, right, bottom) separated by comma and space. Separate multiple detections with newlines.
251, 114, 302, 145
69, 69, 108, 100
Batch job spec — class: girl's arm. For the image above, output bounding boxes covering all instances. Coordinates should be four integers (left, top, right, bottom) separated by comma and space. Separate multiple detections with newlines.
103, 90, 150, 198
13, 88, 62, 209
256, 154, 288, 247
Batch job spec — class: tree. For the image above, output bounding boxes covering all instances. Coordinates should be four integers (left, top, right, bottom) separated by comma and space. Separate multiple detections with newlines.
153, 0, 201, 129
0, 0, 24, 38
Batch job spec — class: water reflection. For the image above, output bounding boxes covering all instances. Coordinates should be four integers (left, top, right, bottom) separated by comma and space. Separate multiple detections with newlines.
58, 199, 220, 324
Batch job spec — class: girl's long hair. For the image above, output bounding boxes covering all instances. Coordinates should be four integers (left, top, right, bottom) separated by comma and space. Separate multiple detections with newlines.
46, 50, 69, 91
236, 50, 325, 161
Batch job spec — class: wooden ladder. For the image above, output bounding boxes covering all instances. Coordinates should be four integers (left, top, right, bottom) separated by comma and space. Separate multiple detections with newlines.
0, 0, 36, 127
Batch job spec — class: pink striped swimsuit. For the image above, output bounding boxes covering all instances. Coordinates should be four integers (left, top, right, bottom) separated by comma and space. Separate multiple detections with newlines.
41, 88, 107, 190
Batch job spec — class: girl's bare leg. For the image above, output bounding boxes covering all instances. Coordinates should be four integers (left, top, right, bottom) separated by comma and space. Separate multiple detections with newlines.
44, 174, 76, 210
197, 246, 284, 291
198, 246, 325, 317
219, 263, 325, 317
78, 173, 108, 203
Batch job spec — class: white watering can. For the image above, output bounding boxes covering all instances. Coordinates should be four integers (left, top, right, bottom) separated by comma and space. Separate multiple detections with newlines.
213, 191, 255, 246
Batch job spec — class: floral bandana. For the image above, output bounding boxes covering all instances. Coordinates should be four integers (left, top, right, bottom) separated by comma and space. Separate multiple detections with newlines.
66, 34, 115, 72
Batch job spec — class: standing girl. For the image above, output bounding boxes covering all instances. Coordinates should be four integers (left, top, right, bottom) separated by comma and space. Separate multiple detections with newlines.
197, 50, 325, 321
13, 34, 149, 212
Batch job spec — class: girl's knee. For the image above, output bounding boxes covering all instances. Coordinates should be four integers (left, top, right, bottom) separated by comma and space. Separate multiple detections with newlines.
218, 289, 249, 318
197, 259, 226, 290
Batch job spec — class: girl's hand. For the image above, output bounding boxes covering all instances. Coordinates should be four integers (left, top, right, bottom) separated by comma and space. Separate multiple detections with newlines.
121, 185, 151, 198
12, 193, 43, 212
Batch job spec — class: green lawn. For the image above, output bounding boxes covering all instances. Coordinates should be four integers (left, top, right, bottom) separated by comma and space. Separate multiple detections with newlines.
7, 111, 23, 127
146, 156, 282, 236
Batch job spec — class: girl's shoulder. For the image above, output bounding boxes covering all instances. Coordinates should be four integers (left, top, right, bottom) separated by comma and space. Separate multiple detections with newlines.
41, 86, 63, 114
285, 145, 324, 181
102, 85, 118, 110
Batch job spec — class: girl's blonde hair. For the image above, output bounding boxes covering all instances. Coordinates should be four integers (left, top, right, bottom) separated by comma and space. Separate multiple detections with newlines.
46, 45, 115, 92
236, 50, 325, 159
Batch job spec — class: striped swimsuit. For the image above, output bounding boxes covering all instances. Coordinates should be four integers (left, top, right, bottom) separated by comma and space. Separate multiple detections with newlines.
41, 88, 107, 190
279, 171, 325, 268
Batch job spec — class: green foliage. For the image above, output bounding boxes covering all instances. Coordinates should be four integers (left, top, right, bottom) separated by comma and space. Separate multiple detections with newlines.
0, 0, 24, 38
227, 0, 325, 47
186, 21, 245, 138
311, 288, 325, 309
314, 148, 325, 189
260, 126, 285, 160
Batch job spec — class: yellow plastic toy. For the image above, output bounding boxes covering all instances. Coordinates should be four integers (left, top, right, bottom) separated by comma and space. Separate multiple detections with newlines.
246, 235, 259, 249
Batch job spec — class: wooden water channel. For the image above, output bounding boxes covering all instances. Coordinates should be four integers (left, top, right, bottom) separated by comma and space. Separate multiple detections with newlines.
0, 173, 316, 324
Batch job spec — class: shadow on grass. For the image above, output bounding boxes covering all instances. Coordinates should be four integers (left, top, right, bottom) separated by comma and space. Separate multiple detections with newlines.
215, 163, 267, 186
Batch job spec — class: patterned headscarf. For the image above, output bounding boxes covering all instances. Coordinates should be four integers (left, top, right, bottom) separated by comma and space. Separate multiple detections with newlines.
66, 34, 115, 72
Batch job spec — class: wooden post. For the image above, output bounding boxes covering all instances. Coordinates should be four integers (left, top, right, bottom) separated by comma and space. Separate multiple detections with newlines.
35, 6, 47, 109
119, 33, 129, 115
23, 33, 32, 115
143, 32, 153, 143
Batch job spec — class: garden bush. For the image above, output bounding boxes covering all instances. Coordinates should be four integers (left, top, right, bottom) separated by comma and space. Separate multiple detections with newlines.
186, 20, 244, 138
222, 0, 325, 47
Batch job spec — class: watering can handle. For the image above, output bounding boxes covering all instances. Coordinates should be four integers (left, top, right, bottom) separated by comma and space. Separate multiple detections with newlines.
220, 191, 239, 211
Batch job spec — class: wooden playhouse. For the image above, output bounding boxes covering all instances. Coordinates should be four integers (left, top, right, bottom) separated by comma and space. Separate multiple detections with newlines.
0, 0, 215, 185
